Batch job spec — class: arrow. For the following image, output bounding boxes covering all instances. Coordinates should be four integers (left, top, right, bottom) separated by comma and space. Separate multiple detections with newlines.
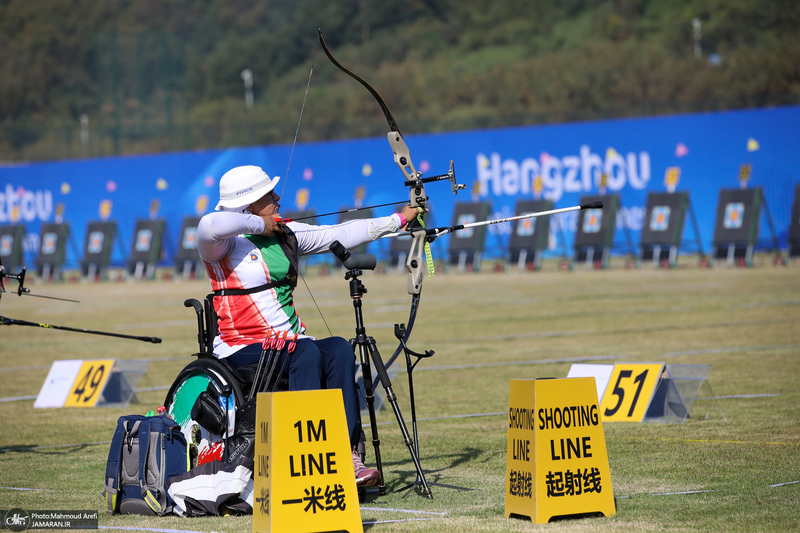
380, 201, 603, 240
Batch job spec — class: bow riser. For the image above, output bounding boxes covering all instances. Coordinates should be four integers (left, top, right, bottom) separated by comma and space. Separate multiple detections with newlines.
388, 133, 429, 206
407, 233, 427, 295
389, 131, 429, 296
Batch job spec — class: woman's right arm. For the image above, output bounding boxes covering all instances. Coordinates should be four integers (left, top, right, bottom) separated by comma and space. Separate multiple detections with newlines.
196, 211, 266, 262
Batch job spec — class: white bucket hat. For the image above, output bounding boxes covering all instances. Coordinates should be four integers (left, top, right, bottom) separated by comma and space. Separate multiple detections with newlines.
215, 165, 281, 211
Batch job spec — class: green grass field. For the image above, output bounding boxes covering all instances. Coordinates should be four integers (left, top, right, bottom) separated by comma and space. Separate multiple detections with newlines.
1, 259, 798, 532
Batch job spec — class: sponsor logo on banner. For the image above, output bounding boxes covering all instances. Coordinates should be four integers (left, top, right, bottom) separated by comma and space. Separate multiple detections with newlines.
88, 231, 104, 254
650, 206, 670, 231
0, 185, 54, 223
42, 232, 58, 254
456, 213, 476, 238
477, 146, 650, 202
723, 202, 744, 229
582, 210, 602, 234
135, 229, 153, 252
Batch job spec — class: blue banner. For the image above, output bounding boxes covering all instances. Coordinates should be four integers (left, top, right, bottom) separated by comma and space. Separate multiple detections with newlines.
1, 105, 797, 267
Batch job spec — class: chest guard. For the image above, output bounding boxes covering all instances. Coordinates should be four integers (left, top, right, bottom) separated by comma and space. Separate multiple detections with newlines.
212, 227, 299, 297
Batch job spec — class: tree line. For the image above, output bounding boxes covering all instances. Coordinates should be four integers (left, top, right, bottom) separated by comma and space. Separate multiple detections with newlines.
0, 0, 797, 161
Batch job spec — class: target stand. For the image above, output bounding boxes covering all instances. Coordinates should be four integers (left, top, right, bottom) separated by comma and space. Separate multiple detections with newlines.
0, 224, 26, 273
508, 199, 553, 271
712, 188, 761, 266
789, 184, 800, 260
81, 221, 120, 280
448, 201, 491, 272
174, 216, 202, 279
35, 222, 73, 281
639, 192, 705, 268
573, 195, 621, 269
127, 219, 166, 280
712, 187, 781, 266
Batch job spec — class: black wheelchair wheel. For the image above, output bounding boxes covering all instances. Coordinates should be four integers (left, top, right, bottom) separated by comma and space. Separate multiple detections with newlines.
163, 357, 245, 464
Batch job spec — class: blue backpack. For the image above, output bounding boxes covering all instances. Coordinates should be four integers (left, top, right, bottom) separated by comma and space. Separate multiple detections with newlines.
104, 414, 190, 515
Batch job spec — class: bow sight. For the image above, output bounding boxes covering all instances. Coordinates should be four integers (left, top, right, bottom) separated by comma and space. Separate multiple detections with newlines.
402, 160, 465, 196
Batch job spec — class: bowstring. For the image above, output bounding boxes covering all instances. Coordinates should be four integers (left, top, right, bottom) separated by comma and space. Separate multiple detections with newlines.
282, 41, 318, 199
281, 39, 334, 338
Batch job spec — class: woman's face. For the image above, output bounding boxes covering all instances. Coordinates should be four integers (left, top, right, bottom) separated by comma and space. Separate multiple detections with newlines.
248, 190, 281, 217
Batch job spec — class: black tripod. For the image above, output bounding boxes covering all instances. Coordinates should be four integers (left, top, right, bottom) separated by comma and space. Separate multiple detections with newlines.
330, 242, 433, 499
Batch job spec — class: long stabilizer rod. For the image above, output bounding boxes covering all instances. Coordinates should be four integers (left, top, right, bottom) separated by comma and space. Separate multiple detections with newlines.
380, 201, 603, 240
0, 315, 162, 344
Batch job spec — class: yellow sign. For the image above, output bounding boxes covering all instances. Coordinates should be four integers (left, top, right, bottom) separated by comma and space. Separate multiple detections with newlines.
99, 200, 113, 221
295, 188, 310, 211
599, 363, 664, 422
532, 175, 544, 199
354, 186, 366, 207
738, 163, 752, 182
505, 378, 615, 523
664, 167, 681, 192
195, 195, 209, 216
254, 390, 362, 533
149, 199, 160, 220
63, 359, 114, 407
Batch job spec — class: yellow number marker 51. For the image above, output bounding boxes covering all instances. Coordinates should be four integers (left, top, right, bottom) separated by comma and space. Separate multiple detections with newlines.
600, 363, 664, 422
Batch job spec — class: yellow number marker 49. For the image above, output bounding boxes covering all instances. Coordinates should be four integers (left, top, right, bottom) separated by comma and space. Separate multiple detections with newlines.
64, 360, 114, 407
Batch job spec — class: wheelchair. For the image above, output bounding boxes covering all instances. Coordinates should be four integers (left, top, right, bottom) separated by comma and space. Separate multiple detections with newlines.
162, 295, 286, 464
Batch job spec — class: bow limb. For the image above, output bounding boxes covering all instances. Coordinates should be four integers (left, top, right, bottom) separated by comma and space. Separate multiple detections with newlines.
318, 29, 428, 299
318, 29, 431, 380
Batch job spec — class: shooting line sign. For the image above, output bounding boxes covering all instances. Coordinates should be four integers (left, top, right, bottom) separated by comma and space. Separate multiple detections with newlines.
254, 389, 362, 533
505, 378, 615, 523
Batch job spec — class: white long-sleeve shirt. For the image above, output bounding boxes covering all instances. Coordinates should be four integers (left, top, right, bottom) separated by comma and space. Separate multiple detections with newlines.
196, 211, 403, 357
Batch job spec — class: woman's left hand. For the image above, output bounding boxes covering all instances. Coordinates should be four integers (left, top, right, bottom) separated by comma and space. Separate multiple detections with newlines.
399, 204, 426, 226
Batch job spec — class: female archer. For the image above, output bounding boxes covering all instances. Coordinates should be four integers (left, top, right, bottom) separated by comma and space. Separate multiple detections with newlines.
196, 164, 419, 487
